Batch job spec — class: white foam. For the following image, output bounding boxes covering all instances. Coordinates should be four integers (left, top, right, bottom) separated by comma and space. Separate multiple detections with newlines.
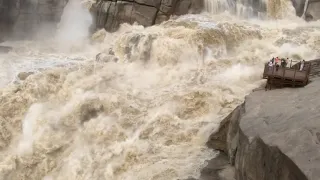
0, 0, 319, 179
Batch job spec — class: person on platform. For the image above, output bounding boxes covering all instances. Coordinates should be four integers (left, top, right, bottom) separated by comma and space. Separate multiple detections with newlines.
275, 57, 279, 65
268, 60, 273, 70
270, 57, 275, 64
300, 60, 305, 71
281, 58, 285, 68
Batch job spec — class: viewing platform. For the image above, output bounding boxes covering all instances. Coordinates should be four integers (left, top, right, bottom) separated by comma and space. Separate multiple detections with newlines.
263, 60, 311, 90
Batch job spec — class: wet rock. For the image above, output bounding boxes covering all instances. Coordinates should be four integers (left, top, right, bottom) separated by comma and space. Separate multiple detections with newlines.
182, 153, 235, 180
291, 0, 320, 20
17, 72, 34, 80
305, 1, 320, 20
92, 0, 204, 32
0, 0, 68, 39
96, 53, 118, 63
1, 0, 204, 39
309, 59, 320, 78
0, 46, 12, 53
199, 153, 235, 180
79, 101, 104, 124
291, 0, 306, 16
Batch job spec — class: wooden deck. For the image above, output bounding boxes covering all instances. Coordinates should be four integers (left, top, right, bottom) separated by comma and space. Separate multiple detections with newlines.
263, 62, 311, 90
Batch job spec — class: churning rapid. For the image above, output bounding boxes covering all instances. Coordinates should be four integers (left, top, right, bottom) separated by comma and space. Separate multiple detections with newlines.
0, 0, 320, 179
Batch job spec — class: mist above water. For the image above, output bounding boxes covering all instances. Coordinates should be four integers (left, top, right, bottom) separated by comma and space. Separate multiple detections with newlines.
55, 0, 93, 51
0, 0, 319, 180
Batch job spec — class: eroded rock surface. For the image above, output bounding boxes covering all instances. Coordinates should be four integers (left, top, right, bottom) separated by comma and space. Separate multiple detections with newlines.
91, 0, 203, 32
206, 76, 320, 180
0, 0, 203, 39
305, 0, 320, 21
291, 0, 320, 20
239, 78, 320, 180
0, 0, 68, 40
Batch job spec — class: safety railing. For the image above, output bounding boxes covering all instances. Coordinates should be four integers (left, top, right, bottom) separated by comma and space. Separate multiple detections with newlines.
263, 61, 311, 87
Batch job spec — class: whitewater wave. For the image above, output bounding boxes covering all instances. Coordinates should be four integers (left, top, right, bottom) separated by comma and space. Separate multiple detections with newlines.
0, 0, 320, 180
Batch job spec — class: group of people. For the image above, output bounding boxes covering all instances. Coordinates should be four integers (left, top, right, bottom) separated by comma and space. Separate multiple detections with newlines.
268, 57, 305, 71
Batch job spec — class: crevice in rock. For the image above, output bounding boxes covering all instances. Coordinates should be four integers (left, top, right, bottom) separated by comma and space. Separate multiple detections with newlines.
132, 0, 160, 8
102, 0, 159, 8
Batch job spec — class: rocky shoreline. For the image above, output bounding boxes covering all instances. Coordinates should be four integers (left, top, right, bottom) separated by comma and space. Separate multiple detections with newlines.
200, 75, 320, 180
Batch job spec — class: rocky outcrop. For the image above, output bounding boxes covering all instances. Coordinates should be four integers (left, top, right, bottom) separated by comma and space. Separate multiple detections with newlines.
17, 72, 34, 80
0, 45, 12, 53
0, 0, 203, 39
291, 0, 306, 16
91, 0, 203, 32
304, 0, 320, 20
291, 0, 320, 20
206, 76, 320, 179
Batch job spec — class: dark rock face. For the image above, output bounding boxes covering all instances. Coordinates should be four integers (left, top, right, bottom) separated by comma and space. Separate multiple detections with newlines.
235, 131, 308, 180
305, 0, 320, 21
0, 0, 17, 40
91, 0, 203, 32
0, 0, 68, 40
0, 0, 203, 39
0, 45, 12, 53
291, 0, 306, 16
206, 77, 320, 180
291, 0, 320, 20
309, 59, 320, 78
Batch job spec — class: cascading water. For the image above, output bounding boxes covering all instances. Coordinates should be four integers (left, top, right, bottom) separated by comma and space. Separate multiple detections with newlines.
203, 0, 298, 19
203, 0, 266, 19
0, 0, 319, 180
301, 0, 310, 19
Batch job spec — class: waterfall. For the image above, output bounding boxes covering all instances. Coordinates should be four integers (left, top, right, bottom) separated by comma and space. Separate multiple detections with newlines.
203, 0, 267, 19
301, 0, 309, 19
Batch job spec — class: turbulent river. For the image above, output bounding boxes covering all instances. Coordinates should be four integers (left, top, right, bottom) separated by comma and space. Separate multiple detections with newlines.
0, 0, 320, 179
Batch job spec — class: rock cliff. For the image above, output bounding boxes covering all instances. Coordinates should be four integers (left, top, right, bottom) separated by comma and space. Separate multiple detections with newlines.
90, 0, 203, 32
0, 0, 68, 40
1, 0, 320, 40
291, 0, 320, 20
304, 0, 320, 20
206, 76, 320, 179
0, 0, 203, 40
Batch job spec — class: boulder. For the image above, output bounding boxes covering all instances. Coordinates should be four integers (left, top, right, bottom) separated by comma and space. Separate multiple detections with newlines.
291, 0, 306, 16
17, 72, 34, 80
96, 52, 118, 63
